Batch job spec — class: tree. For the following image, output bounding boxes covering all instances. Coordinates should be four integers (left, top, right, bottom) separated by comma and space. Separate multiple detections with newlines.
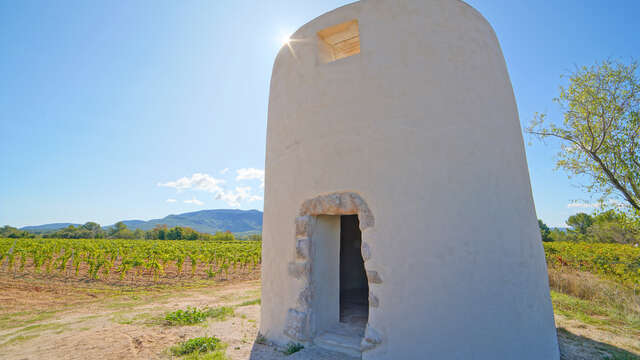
82, 221, 101, 232
538, 219, 552, 242
109, 222, 134, 239
566, 213, 593, 235
0, 225, 34, 238
213, 231, 235, 241
528, 59, 640, 212
548, 228, 577, 242
133, 229, 145, 239
587, 220, 636, 244
82, 222, 105, 238
146, 224, 168, 240
247, 234, 262, 241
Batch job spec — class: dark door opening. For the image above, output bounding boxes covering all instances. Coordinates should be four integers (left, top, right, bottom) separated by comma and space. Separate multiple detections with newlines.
339, 215, 368, 329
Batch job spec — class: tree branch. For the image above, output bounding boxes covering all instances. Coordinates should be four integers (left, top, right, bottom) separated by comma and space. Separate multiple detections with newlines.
590, 151, 640, 211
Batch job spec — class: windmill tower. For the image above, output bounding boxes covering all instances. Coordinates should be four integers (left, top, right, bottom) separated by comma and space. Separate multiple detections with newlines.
261, 1, 559, 358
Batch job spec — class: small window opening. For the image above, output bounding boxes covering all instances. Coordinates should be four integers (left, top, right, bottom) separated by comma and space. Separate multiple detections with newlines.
317, 19, 360, 63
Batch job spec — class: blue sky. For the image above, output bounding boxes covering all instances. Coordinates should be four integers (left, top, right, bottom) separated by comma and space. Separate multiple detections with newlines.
1, 1, 639, 228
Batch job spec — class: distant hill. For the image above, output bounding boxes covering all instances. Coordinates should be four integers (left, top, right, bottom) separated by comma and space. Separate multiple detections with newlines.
20, 209, 263, 235
108, 209, 263, 234
21, 223, 82, 234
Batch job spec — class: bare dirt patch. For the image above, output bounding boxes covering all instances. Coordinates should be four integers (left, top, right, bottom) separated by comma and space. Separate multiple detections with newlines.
0, 277, 265, 360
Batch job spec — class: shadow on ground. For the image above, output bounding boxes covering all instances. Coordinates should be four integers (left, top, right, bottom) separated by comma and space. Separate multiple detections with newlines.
247, 328, 640, 360
558, 328, 640, 360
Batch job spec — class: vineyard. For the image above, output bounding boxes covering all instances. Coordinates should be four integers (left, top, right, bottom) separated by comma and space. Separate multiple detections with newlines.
2, 238, 639, 288
0, 238, 261, 284
544, 242, 640, 287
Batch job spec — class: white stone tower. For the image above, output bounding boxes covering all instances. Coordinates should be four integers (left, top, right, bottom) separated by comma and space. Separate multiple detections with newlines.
261, 0, 559, 358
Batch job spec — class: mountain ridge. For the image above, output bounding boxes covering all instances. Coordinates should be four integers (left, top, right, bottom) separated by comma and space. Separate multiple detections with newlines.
20, 209, 263, 235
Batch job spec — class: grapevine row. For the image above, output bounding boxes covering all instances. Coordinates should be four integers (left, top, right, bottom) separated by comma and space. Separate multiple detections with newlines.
0, 238, 261, 282
543, 242, 640, 287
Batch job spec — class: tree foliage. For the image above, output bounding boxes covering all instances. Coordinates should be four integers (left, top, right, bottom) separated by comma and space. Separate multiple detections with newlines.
0, 226, 35, 239
528, 59, 640, 212
5, 222, 245, 241
538, 219, 552, 242
566, 213, 594, 235
547, 210, 640, 245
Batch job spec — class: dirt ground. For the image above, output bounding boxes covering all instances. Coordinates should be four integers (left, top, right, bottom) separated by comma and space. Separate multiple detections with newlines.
0, 274, 280, 360
0, 275, 638, 360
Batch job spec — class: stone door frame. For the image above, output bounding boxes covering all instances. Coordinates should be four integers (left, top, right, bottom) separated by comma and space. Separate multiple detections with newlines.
284, 191, 382, 352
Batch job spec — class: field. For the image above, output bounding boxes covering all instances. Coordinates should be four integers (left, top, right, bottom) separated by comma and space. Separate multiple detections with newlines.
1, 238, 639, 359
0, 238, 261, 284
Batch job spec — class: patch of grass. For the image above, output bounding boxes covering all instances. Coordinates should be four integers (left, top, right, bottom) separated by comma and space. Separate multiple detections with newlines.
19, 322, 67, 333
236, 298, 260, 307
0, 310, 59, 331
165, 306, 234, 326
106, 300, 141, 310
166, 307, 211, 325
0, 321, 71, 345
111, 312, 154, 325
76, 314, 103, 322
551, 291, 640, 333
215, 288, 260, 303
207, 306, 234, 321
0, 334, 40, 348
255, 333, 267, 345
548, 268, 639, 317
182, 350, 228, 360
283, 342, 304, 355
243, 288, 261, 298
170, 336, 227, 357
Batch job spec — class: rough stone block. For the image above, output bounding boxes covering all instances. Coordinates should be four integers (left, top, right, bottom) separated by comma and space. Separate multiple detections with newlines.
297, 286, 313, 308
299, 192, 375, 230
369, 292, 379, 308
295, 216, 310, 238
288, 261, 310, 280
367, 270, 382, 284
296, 238, 311, 259
361, 325, 382, 351
358, 208, 375, 229
361, 241, 371, 262
284, 308, 307, 341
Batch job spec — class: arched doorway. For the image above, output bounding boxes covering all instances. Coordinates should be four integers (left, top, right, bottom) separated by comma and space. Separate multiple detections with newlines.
284, 192, 382, 355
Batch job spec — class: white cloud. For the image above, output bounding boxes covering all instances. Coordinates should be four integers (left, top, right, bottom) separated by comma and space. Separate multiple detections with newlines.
184, 197, 204, 206
160, 171, 264, 208
236, 168, 265, 188
567, 200, 627, 209
567, 202, 600, 209
215, 186, 263, 208
158, 173, 225, 193
220, 168, 229, 175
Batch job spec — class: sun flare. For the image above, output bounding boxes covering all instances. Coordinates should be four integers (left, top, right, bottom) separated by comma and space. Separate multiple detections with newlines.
277, 29, 293, 47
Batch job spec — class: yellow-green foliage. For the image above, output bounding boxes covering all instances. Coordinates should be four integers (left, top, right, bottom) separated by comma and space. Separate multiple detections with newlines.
544, 242, 640, 287
0, 238, 261, 281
